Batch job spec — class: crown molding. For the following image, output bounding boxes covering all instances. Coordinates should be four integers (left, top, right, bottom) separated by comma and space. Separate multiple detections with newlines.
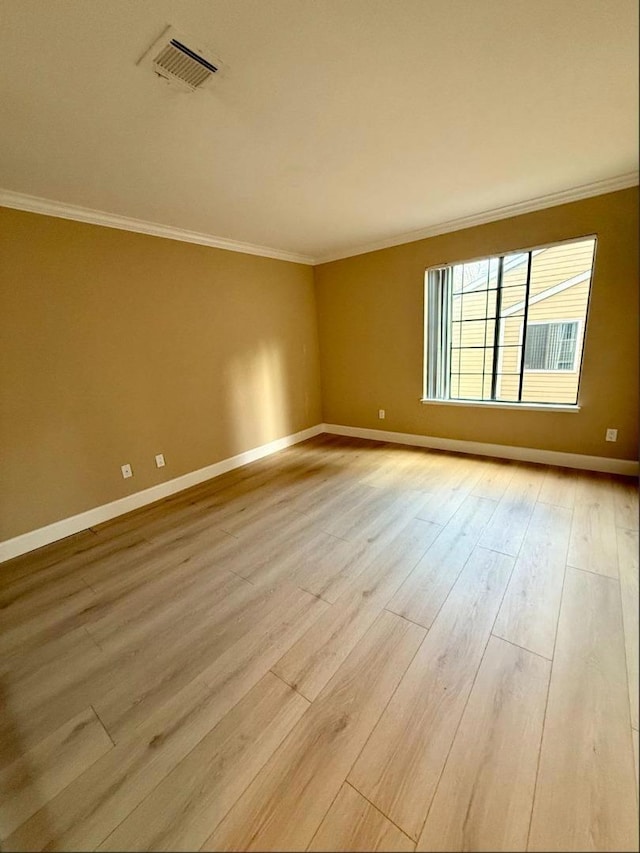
2, 172, 637, 267
313, 171, 639, 264
0, 189, 315, 265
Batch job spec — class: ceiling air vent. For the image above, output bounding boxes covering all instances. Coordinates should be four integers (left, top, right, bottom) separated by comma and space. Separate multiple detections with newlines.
138, 26, 223, 92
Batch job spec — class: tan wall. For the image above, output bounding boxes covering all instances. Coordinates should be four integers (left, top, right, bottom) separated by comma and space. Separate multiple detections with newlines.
0, 208, 322, 540
315, 187, 639, 461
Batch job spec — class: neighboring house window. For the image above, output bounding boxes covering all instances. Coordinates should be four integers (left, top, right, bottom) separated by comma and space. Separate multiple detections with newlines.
524, 321, 579, 371
424, 237, 595, 406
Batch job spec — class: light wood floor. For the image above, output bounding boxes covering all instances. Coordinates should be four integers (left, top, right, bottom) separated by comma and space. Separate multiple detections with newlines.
1, 435, 638, 852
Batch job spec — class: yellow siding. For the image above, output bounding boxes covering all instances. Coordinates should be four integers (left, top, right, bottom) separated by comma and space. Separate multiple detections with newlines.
451, 288, 492, 398
527, 280, 589, 321
498, 280, 590, 403
450, 239, 594, 404
473, 238, 595, 294
528, 240, 595, 297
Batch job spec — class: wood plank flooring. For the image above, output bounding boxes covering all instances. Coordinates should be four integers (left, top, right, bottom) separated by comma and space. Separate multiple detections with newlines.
417, 636, 550, 852
0, 435, 637, 851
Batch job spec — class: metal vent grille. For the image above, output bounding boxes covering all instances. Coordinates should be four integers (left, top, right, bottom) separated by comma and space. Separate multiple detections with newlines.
138, 26, 223, 92
153, 39, 218, 89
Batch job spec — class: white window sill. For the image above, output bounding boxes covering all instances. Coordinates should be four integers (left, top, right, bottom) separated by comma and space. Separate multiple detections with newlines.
420, 398, 580, 413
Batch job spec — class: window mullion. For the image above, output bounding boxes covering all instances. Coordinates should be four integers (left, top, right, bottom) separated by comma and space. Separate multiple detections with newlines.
490, 257, 504, 400
517, 252, 533, 401
441, 267, 452, 398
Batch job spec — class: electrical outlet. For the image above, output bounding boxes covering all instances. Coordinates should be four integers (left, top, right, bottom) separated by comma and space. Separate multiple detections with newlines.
121, 463, 133, 479
605, 428, 618, 442
155, 453, 166, 468
378, 409, 385, 419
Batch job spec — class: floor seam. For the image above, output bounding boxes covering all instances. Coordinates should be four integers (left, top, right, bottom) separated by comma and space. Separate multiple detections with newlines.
415, 520, 525, 845
489, 632, 552, 662
344, 779, 417, 842
90, 704, 116, 748
524, 505, 572, 850
268, 668, 314, 703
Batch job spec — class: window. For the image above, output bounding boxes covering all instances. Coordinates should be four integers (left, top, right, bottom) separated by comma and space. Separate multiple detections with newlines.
524, 321, 579, 371
424, 237, 595, 406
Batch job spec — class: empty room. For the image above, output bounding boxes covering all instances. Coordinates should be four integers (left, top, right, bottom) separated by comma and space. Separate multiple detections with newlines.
0, 1, 638, 851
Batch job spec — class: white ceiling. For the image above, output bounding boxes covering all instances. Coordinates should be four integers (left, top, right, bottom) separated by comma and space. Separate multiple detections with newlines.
0, 0, 637, 263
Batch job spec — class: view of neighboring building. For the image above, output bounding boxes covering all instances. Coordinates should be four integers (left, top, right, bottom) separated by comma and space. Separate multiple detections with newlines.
449, 237, 595, 404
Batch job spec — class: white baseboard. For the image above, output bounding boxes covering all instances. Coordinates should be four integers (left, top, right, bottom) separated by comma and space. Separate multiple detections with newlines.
3, 420, 637, 564
323, 423, 640, 476
0, 424, 323, 564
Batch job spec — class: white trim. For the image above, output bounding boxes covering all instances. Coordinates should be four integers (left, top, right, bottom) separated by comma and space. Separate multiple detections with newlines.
2, 175, 636, 269
0, 424, 323, 563
0, 189, 314, 266
314, 173, 638, 264
2, 420, 637, 563
323, 423, 639, 476
420, 398, 580, 413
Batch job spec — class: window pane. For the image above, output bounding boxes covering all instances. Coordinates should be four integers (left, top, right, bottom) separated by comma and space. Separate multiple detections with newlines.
482, 373, 493, 399
520, 238, 594, 404
458, 288, 497, 320
460, 319, 494, 347
557, 322, 577, 369
524, 324, 548, 369
521, 371, 579, 405
488, 257, 500, 288
495, 374, 521, 401
481, 346, 495, 384
524, 321, 578, 370
500, 284, 527, 317
456, 373, 484, 399
496, 344, 522, 378
547, 324, 563, 369
528, 239, 594, 300
452, 293, 462, 322
424, 236, 595, 407
452, 264, 464, 294
462, 259, 489, 292
501, 316, 522, 353
457, 348, 486, 374
502, 252, 530, 288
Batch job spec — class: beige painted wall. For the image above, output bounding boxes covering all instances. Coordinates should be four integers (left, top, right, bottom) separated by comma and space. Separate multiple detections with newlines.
315, 187, 639, 461
0, 208, 322, 540
1, 188, 637, 543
